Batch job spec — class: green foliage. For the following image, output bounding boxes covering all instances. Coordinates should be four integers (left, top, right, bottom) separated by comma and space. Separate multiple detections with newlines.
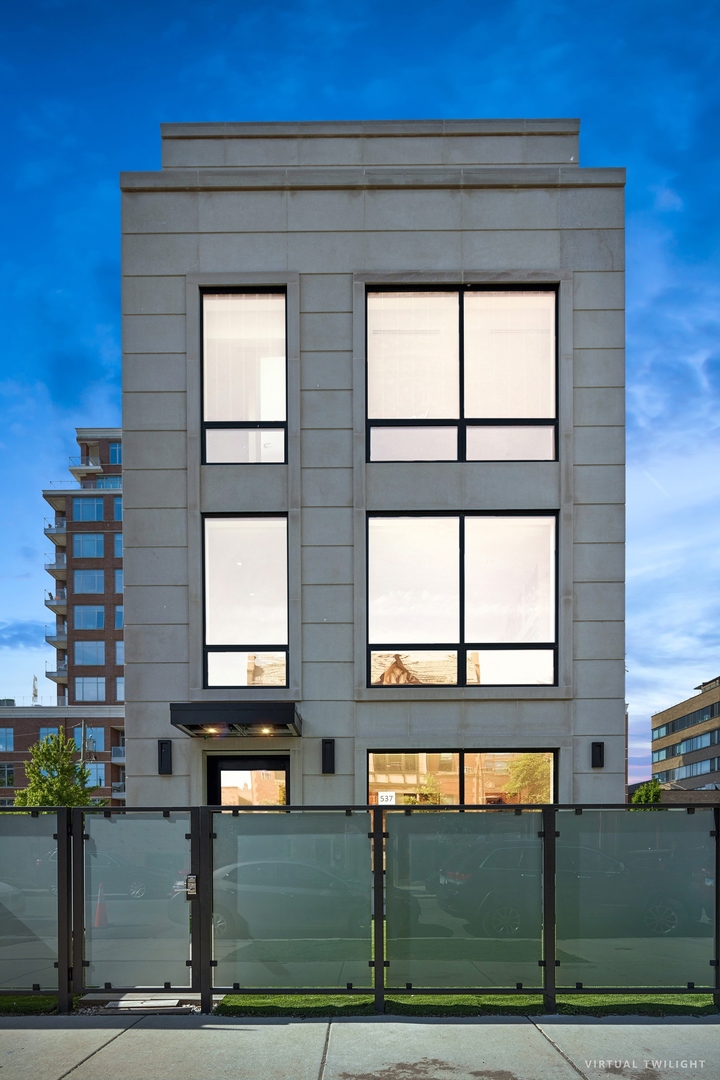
403, 772, 445, 804
13, 730, 99, 807
503, 753, 552, 803
631, 779, 662, 806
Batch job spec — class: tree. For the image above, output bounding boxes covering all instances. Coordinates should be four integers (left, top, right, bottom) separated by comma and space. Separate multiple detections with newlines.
14, 731, 100, 807
503, 753, 552, 804
631, 779, 662, 807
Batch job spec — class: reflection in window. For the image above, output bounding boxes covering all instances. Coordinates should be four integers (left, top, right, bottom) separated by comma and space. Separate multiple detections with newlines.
75, 641, 105, 665
203, 292, 286, 463
368, 752, 460, 805
75, 606, 104, 630
367, 289, 556, 461
73, 534, 104, 558
204, 517, 288, 687
369, 750, 554, 805
368, 515, 556, 686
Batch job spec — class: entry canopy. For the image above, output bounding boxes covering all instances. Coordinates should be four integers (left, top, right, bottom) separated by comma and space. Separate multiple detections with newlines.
170, 701, 302, 738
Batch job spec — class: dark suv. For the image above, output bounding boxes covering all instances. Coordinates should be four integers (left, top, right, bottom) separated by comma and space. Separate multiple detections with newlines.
437, 840, 704, 938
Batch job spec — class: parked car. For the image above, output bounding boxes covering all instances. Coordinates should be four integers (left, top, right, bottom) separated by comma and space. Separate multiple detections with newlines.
436, 840, 704, 938
36, 849, 176, 899
169, 859, 372, 939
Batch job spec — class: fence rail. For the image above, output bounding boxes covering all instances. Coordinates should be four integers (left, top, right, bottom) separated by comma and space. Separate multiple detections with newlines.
1, 803, 718, 1014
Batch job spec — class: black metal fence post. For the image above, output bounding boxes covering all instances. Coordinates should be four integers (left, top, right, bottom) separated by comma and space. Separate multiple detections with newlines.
372, 805, 386, 1014
198, 806, 214, 1013
56, 807, 72, 1014
71, 808, 85, 1005
541, 805, 557, 1015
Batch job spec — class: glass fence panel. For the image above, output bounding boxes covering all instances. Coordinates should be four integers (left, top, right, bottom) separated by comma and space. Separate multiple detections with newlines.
556, 809, 716, 989
83, 812, 191, 989
212, 810, 372, 989
0, 811, 59, 990
385, 809, 544, 989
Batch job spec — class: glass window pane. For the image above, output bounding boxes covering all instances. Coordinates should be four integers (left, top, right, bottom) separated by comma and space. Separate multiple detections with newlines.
219, 769, 287, 806
368, 517, 459, 643
109, 442, 122, 464
114, 533, 123, 557
464, 292, 555, 418
386, 809, 543, 989
74, 570, 104, 594
466, 649, 554, 685
83, 813, 191, 990
555, 809, 715, 989
463, 752, 553, 804
75, 641, 105, 665
116, 640, 124, 665
73, 534, 104, 557
116, 676, 125, 702
465, 517, 555, 643
370, 651, 457, 686
114, 606, 124, 629
73, 497, 103, 521
211, 810, 372, 989
75, 677, 105, 702
75, 606, 104, 630
205, 428, 285, 464
369, 752, 459, 804
204, 293, 286, 422
0, 811, 59, 989
114, 569, 123, 593
369, 426, 458, 461
114, 497, 122, 521
205, 518, 288, 646
466, 426, 555, 461
207, 651, 287, 687
367, 292, 459, 420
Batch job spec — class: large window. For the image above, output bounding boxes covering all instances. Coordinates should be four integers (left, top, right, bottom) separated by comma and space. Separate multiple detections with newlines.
116, 676, 125, 702
367, 289, 556, 461
74, 570, 104, 594
75, 606, 104, 630
0, 729, 13, 752
114, 569, 124, 593
75, 677, 105, 702
73, 534, 104, 558
73, 726, 105, 753
86, 763, 105, 787
114, 605, 124, 629
368, 514, 556, 686
39, 726, 59, 741
368, 750, 555, 804
204, 516, 288, 686
75, 641, 105, 666
114, 497, 122, 521
203, 291, 287, 463
109, 442, 122, 464
0, 765, 15, 787
73, 497, 103, 521
114, 532, 123, 558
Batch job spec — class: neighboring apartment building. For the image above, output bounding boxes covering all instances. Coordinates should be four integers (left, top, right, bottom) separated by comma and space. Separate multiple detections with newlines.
121, 118, 626, 807
0, 704, 125, 806
652, 677, 720, 789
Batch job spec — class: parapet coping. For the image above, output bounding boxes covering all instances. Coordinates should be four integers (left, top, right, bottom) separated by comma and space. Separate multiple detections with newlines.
160, 118, 581, 139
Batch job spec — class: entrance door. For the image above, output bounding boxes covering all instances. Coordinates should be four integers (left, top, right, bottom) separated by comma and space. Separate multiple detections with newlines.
206, 755, 290, 806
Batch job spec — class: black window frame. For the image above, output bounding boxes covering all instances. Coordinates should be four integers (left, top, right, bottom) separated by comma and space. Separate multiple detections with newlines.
367, 747, 559, 804
200, 287, 289, 466
202, 512, 290, 690
365, 284, 559, 463
366, 510, 558, 688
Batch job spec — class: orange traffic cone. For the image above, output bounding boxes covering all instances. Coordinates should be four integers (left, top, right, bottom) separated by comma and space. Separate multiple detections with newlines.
94, 883, 109, 928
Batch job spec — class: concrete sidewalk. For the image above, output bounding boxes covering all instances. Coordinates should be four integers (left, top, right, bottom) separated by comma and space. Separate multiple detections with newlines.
1, 1014, 718, 1080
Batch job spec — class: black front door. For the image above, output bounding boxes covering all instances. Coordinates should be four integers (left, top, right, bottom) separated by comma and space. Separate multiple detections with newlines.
206, 755, 290, 806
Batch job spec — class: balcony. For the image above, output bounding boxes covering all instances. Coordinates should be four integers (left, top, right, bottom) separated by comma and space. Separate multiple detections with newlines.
111, 746, 126, 764
45, 589, 67, 614
44, 553, 67, 578
56, 694, 68, 706
44, 518, 67, 545
45, 662, 68, 684
111, 783, 126, 799
69, 455, 102, 480
45, 624, 68, 649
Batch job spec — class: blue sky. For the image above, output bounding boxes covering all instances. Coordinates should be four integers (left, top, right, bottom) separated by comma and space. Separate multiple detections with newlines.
1, 0, 719, 781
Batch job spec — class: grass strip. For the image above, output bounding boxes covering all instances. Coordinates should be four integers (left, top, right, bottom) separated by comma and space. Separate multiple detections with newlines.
216, 992, 719, 1018
0, 995, 62, 1015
